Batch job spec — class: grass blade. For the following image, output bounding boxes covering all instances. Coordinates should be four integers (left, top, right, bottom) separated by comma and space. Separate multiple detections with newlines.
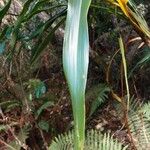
119, 36, 130, 110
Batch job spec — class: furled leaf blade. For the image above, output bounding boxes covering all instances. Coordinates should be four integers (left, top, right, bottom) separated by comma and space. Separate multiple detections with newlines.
63, 1, 91, 149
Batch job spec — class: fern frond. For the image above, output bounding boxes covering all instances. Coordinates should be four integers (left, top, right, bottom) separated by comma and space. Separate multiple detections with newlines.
18, 126, 30, 144
0, 122, 18, 132
114, 97, 150, 149
0, 124, 8, 131
129, 111, 150, 149
36, 101, 54, 118
49, 130, 128, 150
86, 84, 110, 117
140, 102, 150, 121
8, 126, 30, 150
129, 96, 143, 112
114, 96, 143, 118
50, 131, 73, 150
0, 100, 21, 112
85, 130, 128, 150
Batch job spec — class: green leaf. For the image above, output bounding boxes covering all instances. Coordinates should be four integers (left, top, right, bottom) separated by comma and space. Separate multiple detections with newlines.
34, 82, 46, 98
0, 26, 8, 40
19, 0, 33, 17
36, 101, 54, 117
24, 4, 66, 22
30, 7, 66, 63
38, 120, 49, 132
119, 36, 130, 109
8, 126, 30, 150
140, 102, 150, 120
87, 84, 110, 117
0, 0, 11, 22
0, 122, 18, 132
0, 26, 12, 41
27, 79, 46, 98
0, 100, 20, 110
5, 26, 13, 39
0, 42, 5, 54
128, 46, 150, 78
0, 124, 8, 132
10, 0, 33, 53
63, 1, 91, 149
31, 16, 65, 64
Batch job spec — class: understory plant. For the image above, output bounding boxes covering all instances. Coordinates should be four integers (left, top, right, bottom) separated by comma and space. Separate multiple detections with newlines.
0, 0, 150, 149
62, 0, 91, 149
53, 0, 150, 150
50, 130, 128, 150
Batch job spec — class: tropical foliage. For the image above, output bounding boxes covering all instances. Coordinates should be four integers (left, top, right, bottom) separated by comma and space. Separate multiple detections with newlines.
0, 0, 149, 150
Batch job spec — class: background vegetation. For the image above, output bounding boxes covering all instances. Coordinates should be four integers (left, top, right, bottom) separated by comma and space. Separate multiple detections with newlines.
0, 0, 150, 149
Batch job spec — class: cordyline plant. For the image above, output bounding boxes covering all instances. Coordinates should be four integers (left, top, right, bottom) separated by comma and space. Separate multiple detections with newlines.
63, 0, 91, 149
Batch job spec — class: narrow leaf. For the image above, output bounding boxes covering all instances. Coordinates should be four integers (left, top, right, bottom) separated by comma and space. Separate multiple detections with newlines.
0, 0, 11, 22
31, 17, 65, 64
119, 36, 130, 110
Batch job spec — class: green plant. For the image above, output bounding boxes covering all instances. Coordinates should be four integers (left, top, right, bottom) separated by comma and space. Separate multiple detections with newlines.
0, 0, 67, 63
129, 112, 150, 149
128, 46, 150, 78
109, 0, 150, 42
0, 0, 150, 149
0, 0, 11, 22
114, 97, 150, 149
86, 84, 110, 117
119, 36, 130, 109
8, 126, 30, 150
49, 130, 128, 150
26, 79, 46, 99
38, 120, 50, 133
0, 100, 21, 112
53, 0, 150, 149
62, 0, 91, 149
128, 101, 150, 149
0, 122, 18, 132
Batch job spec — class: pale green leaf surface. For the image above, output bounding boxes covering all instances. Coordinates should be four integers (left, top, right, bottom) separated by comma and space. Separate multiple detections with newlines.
63, 1, 91, 149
